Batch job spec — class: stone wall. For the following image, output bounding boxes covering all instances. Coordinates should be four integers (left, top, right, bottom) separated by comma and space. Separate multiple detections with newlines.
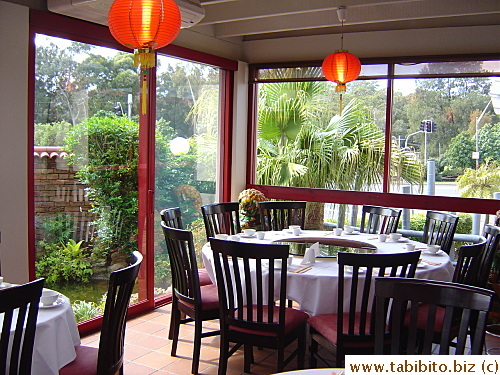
34, 147, 95, 244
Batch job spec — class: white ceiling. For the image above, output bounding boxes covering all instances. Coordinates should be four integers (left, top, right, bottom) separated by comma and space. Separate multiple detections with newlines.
6, 0, 500, 63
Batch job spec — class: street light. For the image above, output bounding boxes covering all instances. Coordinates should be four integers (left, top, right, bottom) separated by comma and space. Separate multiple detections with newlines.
474, 99, 492, 169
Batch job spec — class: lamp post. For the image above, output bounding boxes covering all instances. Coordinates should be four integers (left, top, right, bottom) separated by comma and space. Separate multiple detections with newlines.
474, 99, 492, 169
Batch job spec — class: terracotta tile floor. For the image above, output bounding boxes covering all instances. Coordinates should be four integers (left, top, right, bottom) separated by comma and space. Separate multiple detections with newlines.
80, 303, 500, 375
80, 303, 306, 375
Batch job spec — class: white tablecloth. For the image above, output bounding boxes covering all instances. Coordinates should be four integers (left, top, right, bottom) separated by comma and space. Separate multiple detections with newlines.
202, 230, 455, 316
32, 294, 81, 375
0, 288, 81, 375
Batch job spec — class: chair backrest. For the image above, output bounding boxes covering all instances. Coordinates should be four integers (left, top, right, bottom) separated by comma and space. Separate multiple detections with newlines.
160, 207, 183, 229
161, 222, 202, 307
422, 210, 459, 254
258, 201, 307, 231
336, 251, 420, 352
374, 278, 494, 355
97, 251, 142, 375
476, 224, 500, 288
209, 238, 290, 337
452, 240, 486, 286
359, 205, 401, 234
201, 202, 241, 239
0, 279, 44, 375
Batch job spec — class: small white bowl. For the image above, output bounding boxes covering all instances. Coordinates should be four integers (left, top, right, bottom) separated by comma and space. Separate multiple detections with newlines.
344, 225, 354, 233
389, 233, 402, 241
41, 289, 59, 306
243, 229, 256, 236
427, 245, 441, 254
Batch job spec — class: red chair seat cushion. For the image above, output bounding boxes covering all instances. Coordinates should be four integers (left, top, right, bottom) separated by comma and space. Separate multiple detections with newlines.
230, 306, 309, 337
59, 345, 98, 375
404, 304, 447, 332
198, 268, 213, 286
308, 312, 376, 348
179, 283, 219, 311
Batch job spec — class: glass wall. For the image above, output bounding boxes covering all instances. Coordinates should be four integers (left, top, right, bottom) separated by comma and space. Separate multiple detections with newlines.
251, 58, 500, 232
153, 55, 221, 297
34, 34, 141, 322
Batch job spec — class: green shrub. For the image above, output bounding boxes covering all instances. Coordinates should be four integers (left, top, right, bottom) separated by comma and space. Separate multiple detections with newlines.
36, 239, 93, 285
64, 115, 139, 258
72, 300, 104, 323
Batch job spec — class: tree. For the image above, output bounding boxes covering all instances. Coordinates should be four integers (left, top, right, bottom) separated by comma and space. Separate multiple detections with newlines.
457, 160, 500, 199
64, 115, 139, 258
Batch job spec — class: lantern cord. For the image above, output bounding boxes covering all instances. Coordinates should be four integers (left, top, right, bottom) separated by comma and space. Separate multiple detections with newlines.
141, 71, 147, 115
340, 19, 344, 51
339, 93, 343, 115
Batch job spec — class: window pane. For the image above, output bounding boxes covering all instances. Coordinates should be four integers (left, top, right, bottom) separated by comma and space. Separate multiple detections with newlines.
256, 78, 391, 193
34, 34, 141, 323
154, 55, 220, 299
395, 60, 500, 75
391, 75, 499, 203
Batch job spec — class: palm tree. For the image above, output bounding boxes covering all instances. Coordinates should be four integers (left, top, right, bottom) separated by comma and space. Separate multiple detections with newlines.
257, 83, 423, 229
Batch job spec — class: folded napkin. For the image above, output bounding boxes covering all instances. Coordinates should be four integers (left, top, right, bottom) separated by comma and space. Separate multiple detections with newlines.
300, 242, 320, 265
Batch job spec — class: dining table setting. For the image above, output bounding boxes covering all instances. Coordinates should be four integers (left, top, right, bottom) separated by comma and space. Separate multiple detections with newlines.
0, 281, 81, 375
202, 227, 455, 316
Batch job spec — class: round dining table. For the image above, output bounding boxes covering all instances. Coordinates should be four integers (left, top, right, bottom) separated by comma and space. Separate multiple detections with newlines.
202, 230, 455, 316
0, 285, 81, 375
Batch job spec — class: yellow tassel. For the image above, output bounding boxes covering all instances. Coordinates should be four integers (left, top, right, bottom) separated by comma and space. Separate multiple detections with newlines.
134, 48, 156, 70
141, 72, 147, 115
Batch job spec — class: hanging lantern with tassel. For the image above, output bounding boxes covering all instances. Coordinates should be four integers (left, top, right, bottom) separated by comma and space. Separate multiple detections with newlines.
108, 0, 182, 114
322, 6, 361, 113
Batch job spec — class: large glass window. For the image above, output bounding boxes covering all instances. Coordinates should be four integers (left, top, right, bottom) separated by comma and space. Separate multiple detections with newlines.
153, 55, 221, 298
34, 34, 142, 322
251, 58, 500, 231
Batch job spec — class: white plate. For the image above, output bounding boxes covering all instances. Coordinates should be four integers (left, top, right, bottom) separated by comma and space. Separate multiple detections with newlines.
240, 233, 256, 238
0, 282, 14, 289
40, 296, 65, 309
417, 263, 428, 269
389, 237, 408, 242
424, 249, 444, 256
343, 231, 360, 235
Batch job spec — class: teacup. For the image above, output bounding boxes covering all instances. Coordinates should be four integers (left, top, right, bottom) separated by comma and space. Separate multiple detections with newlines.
229, 234, 240, 242
256, 231, 265, 240
41, 289, 59, 306
0, 276, 3, 286
289, 225, 301, 231
334, 228, 343, 236
344, 225, 354, 233
243, 228, 256, 236
389, 233, 402, 241
406, 243, 416, 251
214, 233, 228, 240
292, 227, 301, 236
378, 234, 387, 242
427, 244, 441, 253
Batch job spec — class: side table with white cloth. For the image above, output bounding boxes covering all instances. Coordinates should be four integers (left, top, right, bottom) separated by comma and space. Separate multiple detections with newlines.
202, 230, 455, 316
0, 284, 81, 375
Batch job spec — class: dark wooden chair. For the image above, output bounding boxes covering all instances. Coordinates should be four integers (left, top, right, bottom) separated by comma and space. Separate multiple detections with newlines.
258, 201, 307, 231
160, 207, 184, 229
374, 278, 494, 355
453, 240, 487, 286
422, 210, 459, 255
359, 205, 401, 234
209, 238, 309, 375
201, 202, 241, 240
160, 207, 212, 286
476, 224, 500, 288
161, 223, 219, 374
60, 251, 142, 375
0, 278, 44, 375
308, 251, 420, 367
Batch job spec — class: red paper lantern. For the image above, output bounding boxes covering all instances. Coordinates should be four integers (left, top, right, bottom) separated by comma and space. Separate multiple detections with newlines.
108, 0, 181, 69
322, 49, 361, 92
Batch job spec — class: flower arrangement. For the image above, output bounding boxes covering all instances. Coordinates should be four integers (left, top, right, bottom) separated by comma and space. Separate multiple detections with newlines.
238, 188, 267, 230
